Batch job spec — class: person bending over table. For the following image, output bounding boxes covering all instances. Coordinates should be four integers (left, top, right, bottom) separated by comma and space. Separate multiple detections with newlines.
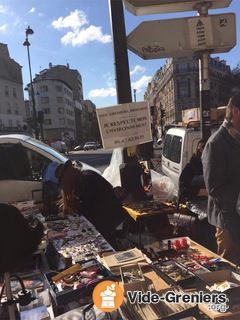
55, 160, 129, 249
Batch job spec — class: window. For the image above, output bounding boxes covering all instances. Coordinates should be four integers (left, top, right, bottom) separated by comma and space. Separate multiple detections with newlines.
56, 85, 62, 92
0, 143, 51, 181
57, 97, 63, 103
14, 103, 18, 115
44, 119, 51, 125
41, 97, 49, 103
58, 108, 64, 114
179, 63, 187, 72
6, 102, 11, 114
163, 134, 182, 164
40, 86, 48, 93
13, 87, 17, 98
59, 118, 65, 125
5, 85, 9, 96
43, 108, 50, 114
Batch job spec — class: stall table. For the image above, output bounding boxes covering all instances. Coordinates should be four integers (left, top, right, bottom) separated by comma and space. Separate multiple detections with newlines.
123, 201, 187, 246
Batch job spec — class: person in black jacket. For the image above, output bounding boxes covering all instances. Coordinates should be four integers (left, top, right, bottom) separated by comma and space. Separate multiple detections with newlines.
55, 160, 128, 249
179, 139, 217, 252
202, 93, 240, 265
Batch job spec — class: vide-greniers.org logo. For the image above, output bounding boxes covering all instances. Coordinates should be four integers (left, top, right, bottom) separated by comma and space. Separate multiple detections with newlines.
126, 290, 229, 313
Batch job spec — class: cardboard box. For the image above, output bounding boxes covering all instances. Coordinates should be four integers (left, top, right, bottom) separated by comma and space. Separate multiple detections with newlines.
46, 258, 115, 307
196, 270, 240, 319
120, 263, 145, 292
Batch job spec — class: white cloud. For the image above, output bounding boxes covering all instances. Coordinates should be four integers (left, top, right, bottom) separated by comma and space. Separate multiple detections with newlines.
131, 75, 152, 92
0, 24, 7, 32
61, 25, 111, 46
0, 5, 7, 13
88, 87, 116, 98
52, 10, 88, 30
29, 7, 35, 13
52, 9, 111, 46
130, 65, 146, 76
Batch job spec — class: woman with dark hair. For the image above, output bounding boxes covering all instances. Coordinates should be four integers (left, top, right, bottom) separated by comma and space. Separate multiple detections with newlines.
179, 139, 217, 252
55, 161, 128, 249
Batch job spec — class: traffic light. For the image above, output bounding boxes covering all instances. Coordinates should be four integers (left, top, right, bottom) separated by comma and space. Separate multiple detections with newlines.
161, 109, 166, 118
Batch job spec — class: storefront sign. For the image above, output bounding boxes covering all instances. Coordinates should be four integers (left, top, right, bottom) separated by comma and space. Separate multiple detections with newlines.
96, 101, 152, 150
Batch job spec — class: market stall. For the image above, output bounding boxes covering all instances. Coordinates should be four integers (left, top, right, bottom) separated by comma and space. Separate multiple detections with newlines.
2, 201, 240, 320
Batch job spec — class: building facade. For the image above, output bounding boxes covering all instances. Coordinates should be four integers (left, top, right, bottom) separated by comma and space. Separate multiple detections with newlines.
27, 63, 100, 145
0, 43, 27, 132
144, 55, 231, 138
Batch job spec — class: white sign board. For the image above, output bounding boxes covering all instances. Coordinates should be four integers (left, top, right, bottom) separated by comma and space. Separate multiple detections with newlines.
96, 101, 152, 150
127, 13, 236, 60
124, 0, 232, 16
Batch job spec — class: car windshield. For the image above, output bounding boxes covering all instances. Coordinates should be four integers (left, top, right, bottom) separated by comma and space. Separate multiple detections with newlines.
25, 136, 68, 162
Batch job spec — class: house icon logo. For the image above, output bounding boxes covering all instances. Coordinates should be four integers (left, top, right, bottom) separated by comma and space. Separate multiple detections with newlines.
92, 280, 124, 312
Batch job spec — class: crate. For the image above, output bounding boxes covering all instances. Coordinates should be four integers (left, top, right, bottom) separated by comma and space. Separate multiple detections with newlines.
45, 258, 115, 307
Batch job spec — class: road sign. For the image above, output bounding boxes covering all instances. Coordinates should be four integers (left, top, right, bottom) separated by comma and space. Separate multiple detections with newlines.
127, 13, 236, 60
124, 0, 232, 15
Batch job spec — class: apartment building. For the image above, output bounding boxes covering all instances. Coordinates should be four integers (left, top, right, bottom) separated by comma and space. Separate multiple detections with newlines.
0, 43, 27, 132
144, 55, 231, 137
30, 63, 100, 145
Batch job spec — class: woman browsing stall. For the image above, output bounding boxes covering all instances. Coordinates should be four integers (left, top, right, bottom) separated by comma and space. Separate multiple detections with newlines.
55, 160, 128, 249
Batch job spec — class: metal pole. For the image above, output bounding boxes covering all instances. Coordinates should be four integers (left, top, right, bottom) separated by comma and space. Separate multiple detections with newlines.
199, 51, 211, 140
195, 3, 212, 140
24, 28, 39, 140
108, 0, 132, 104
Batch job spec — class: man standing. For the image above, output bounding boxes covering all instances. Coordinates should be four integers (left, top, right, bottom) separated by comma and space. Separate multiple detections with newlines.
202, 92, 240, 265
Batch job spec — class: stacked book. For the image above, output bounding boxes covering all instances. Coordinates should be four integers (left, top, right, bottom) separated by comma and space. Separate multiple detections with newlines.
101, 248, 146, 275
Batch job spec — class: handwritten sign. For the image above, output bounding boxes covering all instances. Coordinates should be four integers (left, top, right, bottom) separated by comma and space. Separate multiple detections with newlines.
96, 101, 152, 150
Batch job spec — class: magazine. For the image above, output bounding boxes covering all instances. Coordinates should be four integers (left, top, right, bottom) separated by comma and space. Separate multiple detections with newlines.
101, 248, 145, 274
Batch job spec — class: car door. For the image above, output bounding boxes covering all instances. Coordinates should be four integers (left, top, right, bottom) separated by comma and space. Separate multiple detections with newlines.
0, 142, 52, 205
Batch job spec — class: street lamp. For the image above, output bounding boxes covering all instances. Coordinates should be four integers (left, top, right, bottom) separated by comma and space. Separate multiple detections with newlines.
133, 88, 137, 102
23, 26, 39, 140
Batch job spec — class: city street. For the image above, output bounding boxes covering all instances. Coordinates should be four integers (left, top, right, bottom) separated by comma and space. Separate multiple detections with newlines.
66, 149, 113, 174
66, 146, 162, 174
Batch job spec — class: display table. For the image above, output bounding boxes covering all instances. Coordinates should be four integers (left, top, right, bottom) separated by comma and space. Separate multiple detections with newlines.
123, 201, 187, 245
5, 210, 240, 320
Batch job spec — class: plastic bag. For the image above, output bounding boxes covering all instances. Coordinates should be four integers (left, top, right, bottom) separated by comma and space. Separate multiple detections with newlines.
102, 148, 123, 187
150, 169, 174, 202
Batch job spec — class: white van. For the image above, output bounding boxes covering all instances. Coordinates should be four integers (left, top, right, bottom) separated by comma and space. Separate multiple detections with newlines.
161, 122, 219, 197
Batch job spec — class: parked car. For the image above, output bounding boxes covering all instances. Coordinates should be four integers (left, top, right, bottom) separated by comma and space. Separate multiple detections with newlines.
50, 141, 68, 153
0, 134, 101, 205
83, 141, 98, 151
74, 143, 84, 151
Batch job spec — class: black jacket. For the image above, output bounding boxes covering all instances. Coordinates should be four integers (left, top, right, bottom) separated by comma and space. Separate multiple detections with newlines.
75, 170, 128, 243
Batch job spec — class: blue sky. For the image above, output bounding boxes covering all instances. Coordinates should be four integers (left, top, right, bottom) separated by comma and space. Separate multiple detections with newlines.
0, 0, 239, 109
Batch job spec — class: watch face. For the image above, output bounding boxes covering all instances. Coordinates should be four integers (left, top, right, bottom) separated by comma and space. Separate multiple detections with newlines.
101, 301, 115, 308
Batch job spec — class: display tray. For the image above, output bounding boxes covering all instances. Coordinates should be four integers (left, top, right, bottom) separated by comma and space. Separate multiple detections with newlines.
151, 259, 196, 289
196, 269, 240, 313
45, 258, 115, 307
